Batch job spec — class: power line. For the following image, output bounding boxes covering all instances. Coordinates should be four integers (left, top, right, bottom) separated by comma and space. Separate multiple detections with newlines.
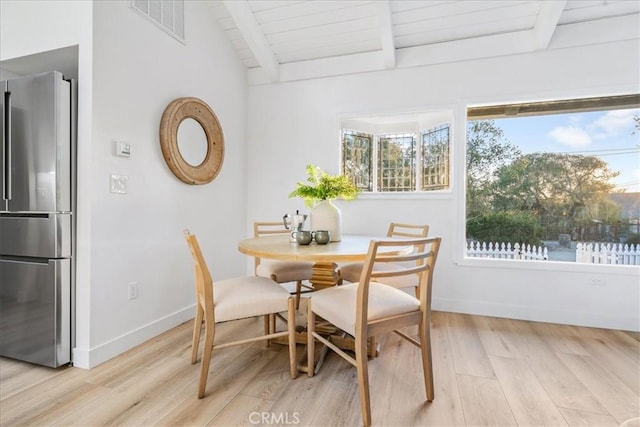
558, 147, 640, 155
529, 147, 640, 157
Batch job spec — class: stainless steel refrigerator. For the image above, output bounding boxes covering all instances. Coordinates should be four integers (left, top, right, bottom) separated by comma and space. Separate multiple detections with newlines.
0, 71, 76, 367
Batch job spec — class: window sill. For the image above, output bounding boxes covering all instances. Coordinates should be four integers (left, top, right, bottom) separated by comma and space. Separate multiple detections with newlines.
456, 256, 639, 275
356, 190, 453, 200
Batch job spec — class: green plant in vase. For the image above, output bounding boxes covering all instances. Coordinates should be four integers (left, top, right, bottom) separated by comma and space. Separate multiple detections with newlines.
289, 164, 358, 242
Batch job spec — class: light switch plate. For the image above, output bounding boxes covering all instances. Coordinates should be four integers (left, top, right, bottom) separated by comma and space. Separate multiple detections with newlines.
113, 140, 132, 157
110, 174, 128, 194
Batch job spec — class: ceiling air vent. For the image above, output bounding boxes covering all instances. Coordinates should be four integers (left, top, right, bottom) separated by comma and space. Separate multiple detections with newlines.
130, 0, 185, 43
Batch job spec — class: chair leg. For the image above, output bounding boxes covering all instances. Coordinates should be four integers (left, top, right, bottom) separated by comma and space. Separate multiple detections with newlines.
307, 301, 316, 377
264, 315, 270, 335
191, 304, 204, 364
419, 319, 435, 401
287, 297, 297, 379
265, 314, 273, 347
356, 333, 372, 427
368, 336, 377, 358
198, 312, 215, 399
295, 280, 302, 310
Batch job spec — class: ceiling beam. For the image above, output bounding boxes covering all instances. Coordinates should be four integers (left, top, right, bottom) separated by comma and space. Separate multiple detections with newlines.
247, 13, 637, 85
377, 0, 396, 69
221, 0, 280, 82
532, 0, 567, 50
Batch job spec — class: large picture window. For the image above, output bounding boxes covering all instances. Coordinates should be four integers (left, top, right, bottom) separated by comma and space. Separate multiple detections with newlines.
466, 95, 640, 265
341, 112, 451, 193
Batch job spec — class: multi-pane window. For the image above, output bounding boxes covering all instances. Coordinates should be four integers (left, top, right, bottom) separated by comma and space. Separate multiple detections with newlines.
341, 123, 450, 193
342, 130, 373, 191
378, 134, 415, 191
422, 125, 450, 191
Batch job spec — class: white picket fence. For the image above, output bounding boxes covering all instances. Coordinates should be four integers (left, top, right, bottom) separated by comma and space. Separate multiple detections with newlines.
576, 242, 640, 265
466, 241, 548, 260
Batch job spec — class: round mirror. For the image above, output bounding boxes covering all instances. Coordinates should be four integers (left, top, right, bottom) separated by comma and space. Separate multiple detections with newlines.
159, 97, 225, 185
177, 118, 208, 166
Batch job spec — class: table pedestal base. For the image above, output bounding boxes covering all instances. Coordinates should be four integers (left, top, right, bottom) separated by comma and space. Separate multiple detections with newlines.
309, 261, 342, 290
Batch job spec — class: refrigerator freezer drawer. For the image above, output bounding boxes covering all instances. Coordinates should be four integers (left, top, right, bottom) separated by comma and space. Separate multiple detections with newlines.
0, 213, 71, 258
0, 257, 71, 367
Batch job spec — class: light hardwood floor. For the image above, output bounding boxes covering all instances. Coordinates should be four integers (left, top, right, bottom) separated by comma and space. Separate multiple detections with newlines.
1, 309, 639, 426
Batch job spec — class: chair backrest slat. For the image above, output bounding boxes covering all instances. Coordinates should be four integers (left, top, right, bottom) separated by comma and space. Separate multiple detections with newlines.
387, 223, 429, 238
386, 223, 430, 267
254, 221, 289, 237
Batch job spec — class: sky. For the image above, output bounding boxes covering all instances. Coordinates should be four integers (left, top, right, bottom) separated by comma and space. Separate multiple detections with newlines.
493, 107, 640, 192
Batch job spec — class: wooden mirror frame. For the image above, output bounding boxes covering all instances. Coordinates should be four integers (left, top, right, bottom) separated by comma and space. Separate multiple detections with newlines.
159, 97, 224, 185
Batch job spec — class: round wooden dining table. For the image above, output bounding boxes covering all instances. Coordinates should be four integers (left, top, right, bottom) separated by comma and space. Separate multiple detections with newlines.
239, 233, 402, 363
237, 234, 384, 290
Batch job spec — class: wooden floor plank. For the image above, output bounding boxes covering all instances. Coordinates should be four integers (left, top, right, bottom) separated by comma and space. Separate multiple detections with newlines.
472, 314, 524, 359
158, 342, 283, 426
208, 394, 274, 426
103, 362, 196, 426
530, 321, 590, 356
309, 379, 362, 426
53, 356, 189, 426
558, 407, 620, 427
577, 336, 640, 396
414, 311, 467, 427
456, 374, 517, 426
445, 312, 495, 378
0, 358, 73, 401
370, 329, 432, 426
556, 351, 640, 425
489, 355, 568, 426
0, 364, 90, 425
1, 311, 638, 427
505, 319, 609, 414
265, 351, 345, 425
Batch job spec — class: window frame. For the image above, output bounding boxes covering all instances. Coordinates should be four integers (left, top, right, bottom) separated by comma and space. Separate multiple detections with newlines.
457, 94, 640, 271
339, 110, 455, 198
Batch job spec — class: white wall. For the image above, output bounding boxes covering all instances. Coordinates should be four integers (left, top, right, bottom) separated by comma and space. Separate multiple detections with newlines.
2, 1, 249, 368
85, 1, 247, 367
246, 38, 640, 332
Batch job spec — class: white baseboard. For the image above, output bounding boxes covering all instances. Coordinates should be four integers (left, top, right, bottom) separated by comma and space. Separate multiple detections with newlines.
72, 304, 195, 369
433, 297, 640, 332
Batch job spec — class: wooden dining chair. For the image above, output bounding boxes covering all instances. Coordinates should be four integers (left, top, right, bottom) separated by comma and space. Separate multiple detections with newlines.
307, 236, 441, 427
339, 222, 429, 295
254, 221, 314, 309
184, 230, 297, 398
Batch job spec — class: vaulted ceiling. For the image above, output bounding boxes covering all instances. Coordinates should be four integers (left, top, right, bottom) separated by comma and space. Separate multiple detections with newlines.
207, 0, 640, 84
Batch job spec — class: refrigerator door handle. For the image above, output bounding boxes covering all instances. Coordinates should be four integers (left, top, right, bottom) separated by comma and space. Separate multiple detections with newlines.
2, 90, 10, 201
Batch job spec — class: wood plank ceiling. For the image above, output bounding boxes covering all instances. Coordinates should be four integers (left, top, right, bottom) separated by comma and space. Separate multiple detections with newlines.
207, 0, 640, 83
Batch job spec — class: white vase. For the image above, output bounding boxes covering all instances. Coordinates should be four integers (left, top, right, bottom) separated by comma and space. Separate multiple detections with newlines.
310, 200, 342, 241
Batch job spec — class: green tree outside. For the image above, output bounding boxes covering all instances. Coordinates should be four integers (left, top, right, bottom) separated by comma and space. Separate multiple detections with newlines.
466, 120, 624, 245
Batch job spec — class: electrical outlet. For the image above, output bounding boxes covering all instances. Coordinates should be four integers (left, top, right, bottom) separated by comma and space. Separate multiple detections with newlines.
110, 174, 128, 194
128, 282, 138, 300
588, 277, 606, 287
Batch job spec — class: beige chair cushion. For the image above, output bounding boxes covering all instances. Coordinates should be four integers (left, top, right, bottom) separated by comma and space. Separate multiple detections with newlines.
257, 259, 314, 283
339, 262, 419, 289
214, 276, 290, 323
311, 282, 420, 336
337, 262, 364, 283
